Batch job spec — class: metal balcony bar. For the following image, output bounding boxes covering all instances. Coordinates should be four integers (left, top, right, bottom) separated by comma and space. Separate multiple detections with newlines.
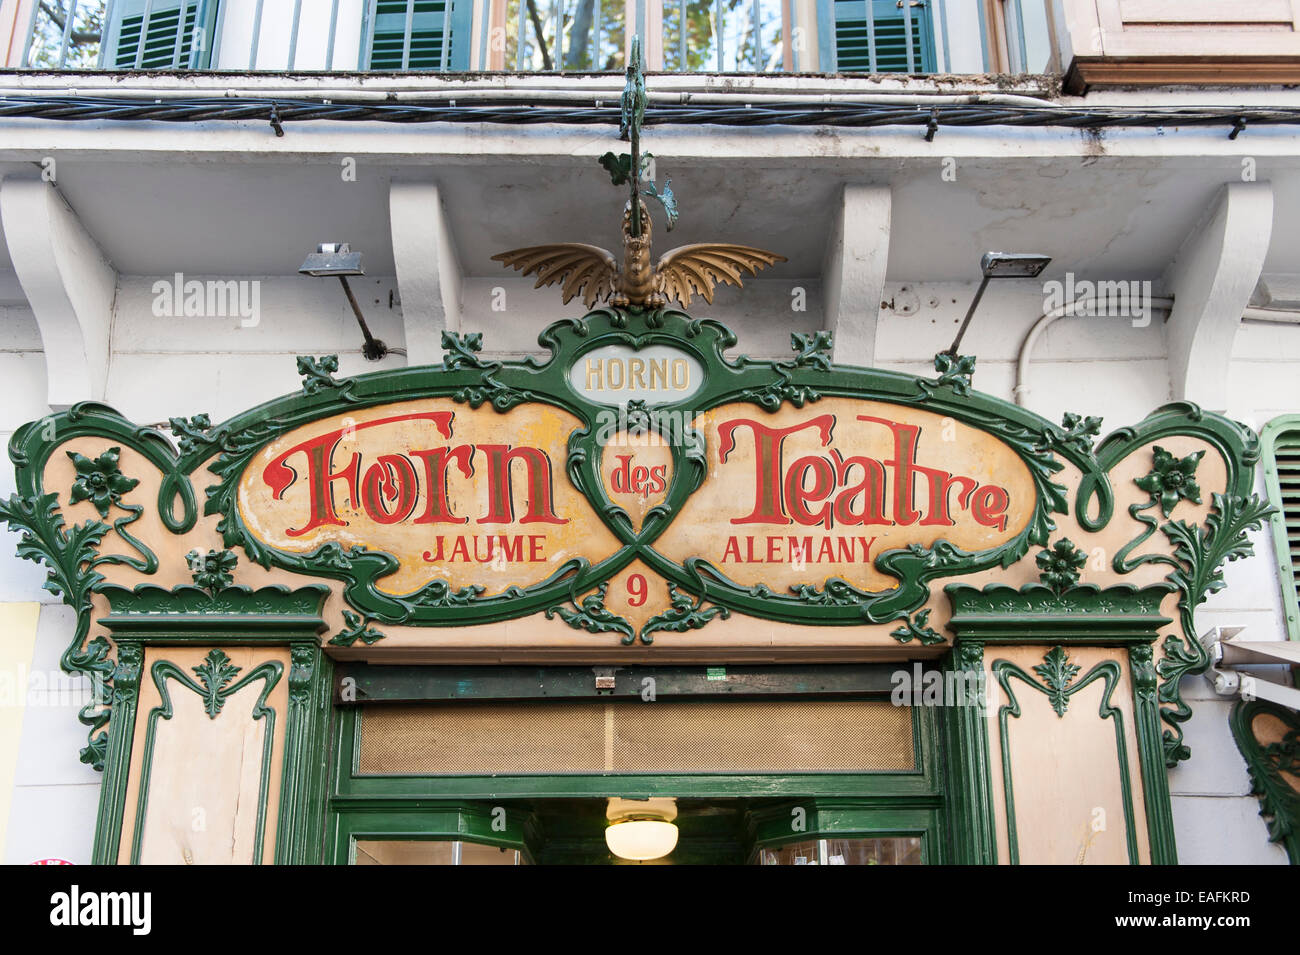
99, 0, 119, 67
171, 0, 185, 67
363, 0, 377, 68
140, 0, 156, 68
249, 0, 263, 68
401, 0, 412, 69
713, 0, 721, 70
903, 0, 914, 73
59, 0, 78, 67
327, 0, 340, 69
441, 0, 452, 70
865, 0, 876, 72
287, 0, 302, 69
19, 0, 1022, 75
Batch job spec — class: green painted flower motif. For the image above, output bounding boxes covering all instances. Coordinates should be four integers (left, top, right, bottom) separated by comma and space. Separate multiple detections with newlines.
932, 352, 977, 395
67, 447, 138, 517
1036, 538, 1087, 594
1136, 445, 1205, 517
187, 548, 238, 593
934, 352, 976, 380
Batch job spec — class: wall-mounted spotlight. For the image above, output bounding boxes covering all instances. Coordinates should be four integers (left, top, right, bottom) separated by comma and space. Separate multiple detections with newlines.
298, 243, 389, 361
943, 251, 1053, 359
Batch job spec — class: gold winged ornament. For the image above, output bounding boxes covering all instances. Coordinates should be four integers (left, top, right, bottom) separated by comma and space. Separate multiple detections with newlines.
493, 36, 783, 308
492, 198, 786, 309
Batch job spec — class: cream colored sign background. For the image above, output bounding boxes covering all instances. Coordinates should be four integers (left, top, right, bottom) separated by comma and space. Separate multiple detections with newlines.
238, 399, 621, 596
655, 399, 1036, 593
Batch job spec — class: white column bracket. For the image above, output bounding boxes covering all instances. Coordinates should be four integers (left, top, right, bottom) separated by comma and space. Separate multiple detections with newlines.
1163, 181, 1273, 412
389, 180, 464, 366
1, 176, 117, 410
822, 184, 891, 368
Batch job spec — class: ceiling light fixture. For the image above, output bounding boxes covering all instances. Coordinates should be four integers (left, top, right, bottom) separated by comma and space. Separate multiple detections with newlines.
605, 797, 679, 861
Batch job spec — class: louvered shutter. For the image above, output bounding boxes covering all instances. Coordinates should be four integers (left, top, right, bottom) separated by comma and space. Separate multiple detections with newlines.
829, 0, 935, 73
367, 0, 471, 70
107, 0, 217, 69
1272, 426, 1300, 634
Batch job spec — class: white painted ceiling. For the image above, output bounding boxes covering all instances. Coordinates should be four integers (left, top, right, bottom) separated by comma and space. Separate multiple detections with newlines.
2, 152, 1299, 285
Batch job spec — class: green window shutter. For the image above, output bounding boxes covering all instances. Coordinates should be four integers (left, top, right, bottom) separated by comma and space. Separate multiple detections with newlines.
107, 0, 217, 69
830, 0, 935, 73
368, 0, 471, 71
1263, 416, 1300, 641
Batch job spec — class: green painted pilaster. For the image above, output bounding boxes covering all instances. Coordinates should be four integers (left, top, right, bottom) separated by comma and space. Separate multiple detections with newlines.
91, 640, 142, 865
276, 642, 334, 864
1130, 642, 1178, 864
942, 638, 997, 864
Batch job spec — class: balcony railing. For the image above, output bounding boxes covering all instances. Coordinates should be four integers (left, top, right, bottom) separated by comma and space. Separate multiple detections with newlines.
12, 0, 1057, 74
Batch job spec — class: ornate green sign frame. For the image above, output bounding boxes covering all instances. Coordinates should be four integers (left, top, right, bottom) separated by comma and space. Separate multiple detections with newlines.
0, 306, 1270, 775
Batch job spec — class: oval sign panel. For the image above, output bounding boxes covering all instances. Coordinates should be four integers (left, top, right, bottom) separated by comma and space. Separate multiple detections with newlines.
236, 398, 621, 597
569, 343, 704, 406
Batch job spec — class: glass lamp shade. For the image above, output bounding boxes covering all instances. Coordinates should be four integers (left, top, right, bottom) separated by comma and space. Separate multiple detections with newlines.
605, 818, 679, 861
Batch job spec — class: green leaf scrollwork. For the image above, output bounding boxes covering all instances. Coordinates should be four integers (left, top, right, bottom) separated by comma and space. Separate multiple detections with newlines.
639, 583, 730, 645
931, 352, 976, 395
0, 492, 115, 769
545, 582, 635, 644
1032, 646, 1082, 717
889, 608, 945, 647
440, 331, 535, 410
296, 354, 357, 401
1156, 492, 1274, 765
192, 649, 242, 719
329, 610, 387, 648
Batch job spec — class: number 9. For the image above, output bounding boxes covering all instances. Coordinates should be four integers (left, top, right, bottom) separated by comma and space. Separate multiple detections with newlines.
627, 573, 648, 607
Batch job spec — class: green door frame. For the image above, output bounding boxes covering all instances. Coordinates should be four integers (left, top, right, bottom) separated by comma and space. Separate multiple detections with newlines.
325, 663, 949, 864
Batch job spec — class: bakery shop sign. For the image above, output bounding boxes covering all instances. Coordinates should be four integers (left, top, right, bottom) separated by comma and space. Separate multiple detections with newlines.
154, 297, 1074, 642
0, 300, 1266, 655
233, 328, 1034, 613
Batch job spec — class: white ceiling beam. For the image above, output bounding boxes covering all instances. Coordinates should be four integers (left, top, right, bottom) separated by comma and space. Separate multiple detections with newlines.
389, 180, 463, 365
1163, 181, 1274, 412
824, 184, 892, 367
0, 177, 116, 410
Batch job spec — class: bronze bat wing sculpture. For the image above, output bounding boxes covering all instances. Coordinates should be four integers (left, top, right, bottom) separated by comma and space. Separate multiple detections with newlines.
490, 244, 618, 309
655, 243, 787, 307
493, 200, 785, 309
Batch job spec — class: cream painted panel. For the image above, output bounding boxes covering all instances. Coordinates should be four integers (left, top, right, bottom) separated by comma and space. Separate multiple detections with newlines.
990, 646, 1148, 865
119, 646, 289, 865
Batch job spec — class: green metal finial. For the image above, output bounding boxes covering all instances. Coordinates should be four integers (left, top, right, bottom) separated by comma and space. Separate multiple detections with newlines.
621, 37, 647, 236
620, 36, 646, 146
599, 35, 676, 237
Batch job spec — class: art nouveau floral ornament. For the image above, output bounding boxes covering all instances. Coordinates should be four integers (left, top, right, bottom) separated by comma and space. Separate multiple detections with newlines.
1136, 445, 1206, 516
68, 447, 138, 517
1036, 539, 1089, 594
